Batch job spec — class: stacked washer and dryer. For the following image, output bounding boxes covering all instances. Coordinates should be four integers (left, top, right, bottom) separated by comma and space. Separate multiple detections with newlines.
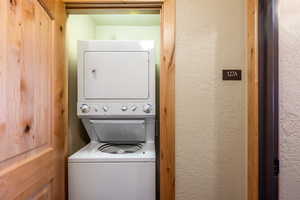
68, 40, 156, 200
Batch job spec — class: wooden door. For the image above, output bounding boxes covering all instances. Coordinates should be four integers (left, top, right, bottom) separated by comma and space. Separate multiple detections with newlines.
0, 0, 67, 199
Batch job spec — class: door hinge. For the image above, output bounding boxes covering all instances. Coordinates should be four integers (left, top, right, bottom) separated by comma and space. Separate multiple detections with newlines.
273, 159, 280, 176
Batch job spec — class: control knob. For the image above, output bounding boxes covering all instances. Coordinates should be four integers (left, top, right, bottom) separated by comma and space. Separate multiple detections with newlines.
102, 106, 109, 112
121, 106, 128, 112
143, 104, 152, 113
80, 104, 90, 113
131, 105, 137, 111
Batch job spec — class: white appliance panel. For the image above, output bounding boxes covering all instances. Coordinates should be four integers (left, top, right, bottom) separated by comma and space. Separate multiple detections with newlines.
77, 41, 156, 117
81, 118, 155, 143
84, 51, 149, 99
90, 120, 146, 143
68, 162, 155, 200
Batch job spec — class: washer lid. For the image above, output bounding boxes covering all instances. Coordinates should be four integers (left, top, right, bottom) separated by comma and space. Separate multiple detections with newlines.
68, 142, 155, 163
82, 119, 146, 143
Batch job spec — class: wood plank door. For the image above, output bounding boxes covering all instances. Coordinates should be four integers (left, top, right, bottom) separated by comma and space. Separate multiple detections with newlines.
0, 0, 67, 199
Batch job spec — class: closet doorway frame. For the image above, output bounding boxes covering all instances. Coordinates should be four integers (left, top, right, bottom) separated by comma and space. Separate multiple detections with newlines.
62, 0, 175, 200
60, 0, 265, 200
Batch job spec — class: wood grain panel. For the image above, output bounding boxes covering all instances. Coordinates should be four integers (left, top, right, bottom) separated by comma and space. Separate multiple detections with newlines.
0, 0, 52, 163
38, 0, 55, 19
52, 0, 68, 199
247, 0, 259, 199
160, 0, 175, 200
0, 149, 54, 200
0, 0, 67, 199
63, 0, 163, 3
65, 3, 162, 9
0, 0, 8, 164
30, 183, 52, 200
64, 0, 163, 10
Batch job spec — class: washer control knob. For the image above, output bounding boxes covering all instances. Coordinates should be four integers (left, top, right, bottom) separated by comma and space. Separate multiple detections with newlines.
131, 105, 137, 111
80, 104, 90, 113
102, 106, 109, 112
143, 104, 152, 113
121, 106, 128, 112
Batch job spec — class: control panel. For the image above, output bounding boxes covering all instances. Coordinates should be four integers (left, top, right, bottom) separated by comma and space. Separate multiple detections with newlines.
78, 102, 155, 116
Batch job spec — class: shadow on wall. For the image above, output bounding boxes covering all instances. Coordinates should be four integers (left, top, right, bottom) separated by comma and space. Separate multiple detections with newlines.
68, 58, 90, 155
67, 15, 96, 155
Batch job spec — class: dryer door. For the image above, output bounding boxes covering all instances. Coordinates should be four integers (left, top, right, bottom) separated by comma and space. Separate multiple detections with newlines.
84, 51, 149, 99
89, 120, 146, 143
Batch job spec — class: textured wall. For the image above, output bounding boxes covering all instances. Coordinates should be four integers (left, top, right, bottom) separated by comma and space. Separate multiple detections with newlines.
67, 15, 96, 154
175, 0, 247, 199
279, 0, 300, 199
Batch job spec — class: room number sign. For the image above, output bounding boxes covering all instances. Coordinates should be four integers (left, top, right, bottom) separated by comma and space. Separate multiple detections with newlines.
222, 69, 242, 81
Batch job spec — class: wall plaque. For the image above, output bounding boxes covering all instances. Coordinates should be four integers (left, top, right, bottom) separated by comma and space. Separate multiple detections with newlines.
222, 69, 242, 81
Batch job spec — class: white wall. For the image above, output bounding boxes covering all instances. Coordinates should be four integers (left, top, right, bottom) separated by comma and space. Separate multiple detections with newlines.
176, 0, 247, 199
279, 0, 300, 199
67, 15, 96, 154
95, 26, 160, 64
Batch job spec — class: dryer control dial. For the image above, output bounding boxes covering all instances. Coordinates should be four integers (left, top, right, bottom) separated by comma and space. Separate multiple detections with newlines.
102, 106, 109, 112
121, 106, 128, 112
80, 104, 90, 113
131, 105, 137, 111
143, 104, 152, 113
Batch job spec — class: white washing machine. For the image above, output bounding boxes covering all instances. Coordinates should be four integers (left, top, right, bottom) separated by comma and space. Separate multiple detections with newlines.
69, 40, 156, 200
69, 142, 155, 200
